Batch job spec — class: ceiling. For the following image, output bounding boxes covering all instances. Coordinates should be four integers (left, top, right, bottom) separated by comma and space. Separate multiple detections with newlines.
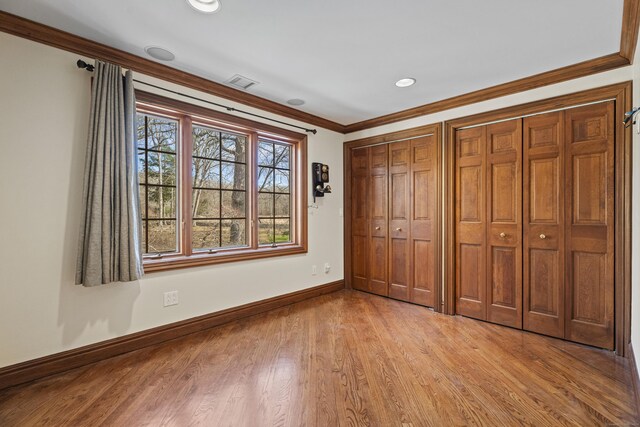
0, 0, 625, 125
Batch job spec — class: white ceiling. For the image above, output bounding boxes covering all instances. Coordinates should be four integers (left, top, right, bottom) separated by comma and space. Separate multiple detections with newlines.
0, 0, 624, 125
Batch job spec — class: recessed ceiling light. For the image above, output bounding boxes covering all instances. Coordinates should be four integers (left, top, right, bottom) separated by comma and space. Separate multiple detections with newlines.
287, 99, 305, 106
187, 0, 221, 13
144, 46, 175, 62
395, 78, 416, 88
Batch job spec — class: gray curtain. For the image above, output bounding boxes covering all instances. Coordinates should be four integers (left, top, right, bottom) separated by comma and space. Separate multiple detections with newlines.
76, 61, 143, 286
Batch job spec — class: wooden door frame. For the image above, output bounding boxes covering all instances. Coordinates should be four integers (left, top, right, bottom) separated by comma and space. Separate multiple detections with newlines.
444, 82, 633, 356
344, 123, 443, 312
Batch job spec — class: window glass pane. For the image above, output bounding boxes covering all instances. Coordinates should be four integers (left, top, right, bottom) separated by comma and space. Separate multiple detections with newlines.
192, 220, 220, 251
147, 220, 178, 253
139, 185, 146, 219
258, 141, 274, 166
137, 150, 146, 184
192, 189, 220, 218
147, 117, 177, 152
193, 126, 220, 159
192, 159, 220, 189
258, 167, 274, 192
136, 115, 146, 149
221, 220, 246, 247
275, 219, 291, 243
274, 170, 290, 193
259, 219, 274, 245
258, 193, 273, 217
141, 221, 146, 252
275, 144, 290, 169
221, 133, 247, 163
222, 191, 246, 218
147, 186, 176, 219
274, 194, 290, 217
221, 163, 245, 190
147, 152, 177, 186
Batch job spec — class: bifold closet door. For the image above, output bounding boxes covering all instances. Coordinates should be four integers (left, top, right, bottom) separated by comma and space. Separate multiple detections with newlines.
388, 141, 411, 301
369, 145, 389, 296
455, 126, 487, 320
455, 119, 522, 327
410, 135, 438, 307
523, 112, 565, 338
564, 102, 614, 350
350, 147, 369, 292
486, 120, 522, 328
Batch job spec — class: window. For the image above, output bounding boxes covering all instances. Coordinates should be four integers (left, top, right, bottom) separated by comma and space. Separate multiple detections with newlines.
135, 92, 307, 271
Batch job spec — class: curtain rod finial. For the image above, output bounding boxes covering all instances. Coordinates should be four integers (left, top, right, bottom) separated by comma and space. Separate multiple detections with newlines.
77, 59, 94, 72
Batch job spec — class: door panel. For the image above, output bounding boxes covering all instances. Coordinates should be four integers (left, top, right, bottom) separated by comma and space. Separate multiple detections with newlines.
389, 141, 410, 301
486, 120, 522, 328
350, 148, 369, 291
410, 135, 437, 307
523, 112, 564, 338
565, 103, 614, 349
456, 127, 487, 320
368, 145, 388, 296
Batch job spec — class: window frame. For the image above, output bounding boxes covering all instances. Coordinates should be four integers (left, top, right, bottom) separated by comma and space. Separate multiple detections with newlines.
136, 90, 308, 272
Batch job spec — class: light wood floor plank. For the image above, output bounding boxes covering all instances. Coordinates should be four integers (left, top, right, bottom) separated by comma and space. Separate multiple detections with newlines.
0, 290, 637, 426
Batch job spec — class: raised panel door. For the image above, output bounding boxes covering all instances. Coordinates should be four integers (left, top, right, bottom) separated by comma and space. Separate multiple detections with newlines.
410, 135, 437, 307
389, 141, 410, 301
350, 147, 369, 291
486, 120, 522, 328
564, 102, 614, 349
368, 145, 388, 296
523, 112, 565, 338
456, 126, 487, 320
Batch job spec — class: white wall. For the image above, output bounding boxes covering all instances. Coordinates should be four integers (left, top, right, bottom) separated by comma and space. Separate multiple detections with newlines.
0, 33, 345, 368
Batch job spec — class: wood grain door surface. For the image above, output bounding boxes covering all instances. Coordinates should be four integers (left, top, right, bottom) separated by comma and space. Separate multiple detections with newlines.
454, 102, 615, 349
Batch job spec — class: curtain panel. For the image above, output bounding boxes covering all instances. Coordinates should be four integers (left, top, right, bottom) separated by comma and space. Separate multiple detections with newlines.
76, 61, 143, 286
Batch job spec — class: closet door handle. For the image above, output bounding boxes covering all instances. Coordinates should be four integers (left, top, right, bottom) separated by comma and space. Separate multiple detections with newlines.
375, 226, 381, 230
396, 228, 402, 232
540, 234, 547, 240
499, 232, 506, 239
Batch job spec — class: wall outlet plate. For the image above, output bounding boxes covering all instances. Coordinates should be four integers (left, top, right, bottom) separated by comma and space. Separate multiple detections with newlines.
163, 291, 179, 307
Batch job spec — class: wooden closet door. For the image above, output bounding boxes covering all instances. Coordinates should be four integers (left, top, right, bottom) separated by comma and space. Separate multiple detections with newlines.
486, 120, 522, 328
523, 112, 565, 338
410, 135, 437, 307
455, 126, 487, 320
564, 102, 615, 349
388, 141, 411, 301
350, 147, 369, 292
369, 145, 389, 296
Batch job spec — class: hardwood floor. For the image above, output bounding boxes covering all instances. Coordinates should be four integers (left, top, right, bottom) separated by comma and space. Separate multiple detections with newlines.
0, 290, 637, 426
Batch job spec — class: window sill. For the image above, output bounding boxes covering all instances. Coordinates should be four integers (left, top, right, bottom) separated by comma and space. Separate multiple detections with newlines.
142, 244, 307, 273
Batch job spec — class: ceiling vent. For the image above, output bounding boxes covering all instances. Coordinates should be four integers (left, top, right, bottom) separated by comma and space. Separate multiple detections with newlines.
225, 74, 259, 90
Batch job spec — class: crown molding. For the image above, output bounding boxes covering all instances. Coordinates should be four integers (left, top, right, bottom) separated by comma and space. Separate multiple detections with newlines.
0, 11, 346, 133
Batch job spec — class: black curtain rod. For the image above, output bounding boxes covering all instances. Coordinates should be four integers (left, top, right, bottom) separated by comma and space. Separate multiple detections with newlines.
76, 60, 317, 135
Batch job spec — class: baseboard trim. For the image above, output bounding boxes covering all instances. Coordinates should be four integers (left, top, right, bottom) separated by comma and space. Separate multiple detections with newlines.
0, 280, 344, 391
628, 343, 640, 416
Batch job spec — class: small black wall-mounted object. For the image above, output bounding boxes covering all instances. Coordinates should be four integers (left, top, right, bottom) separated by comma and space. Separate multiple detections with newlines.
312, 162, 331, 202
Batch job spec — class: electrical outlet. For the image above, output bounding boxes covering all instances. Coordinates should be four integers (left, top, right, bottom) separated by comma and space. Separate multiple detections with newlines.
163, 291, 179, 307
324, 262, 331, 273
312, 265, 317, 276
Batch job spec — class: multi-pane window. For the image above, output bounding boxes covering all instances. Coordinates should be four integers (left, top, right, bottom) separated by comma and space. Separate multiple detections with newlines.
137, 114, 179, 254
258, 139, 291, 245
135, 92, 307, 271
192, 125, 248, 251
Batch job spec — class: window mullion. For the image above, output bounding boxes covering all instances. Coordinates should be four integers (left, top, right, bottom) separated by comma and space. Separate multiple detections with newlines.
182, 115, 194, 256
250, 132, 259, 249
